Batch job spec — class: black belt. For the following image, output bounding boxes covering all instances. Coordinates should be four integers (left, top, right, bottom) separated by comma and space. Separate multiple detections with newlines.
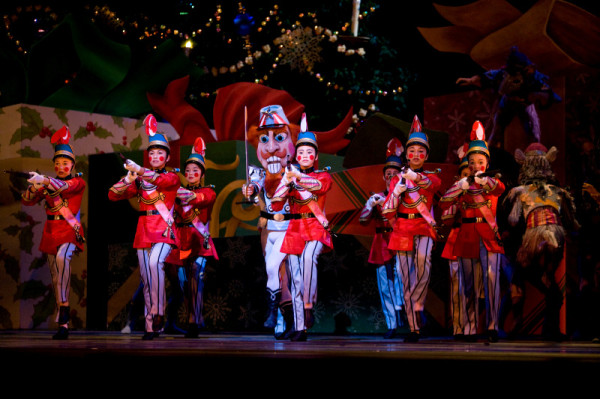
139, 210, 160, 216
47, 214, 64, 220
397, 213, 422, 219
375, 227, 393, 234
260, 211, 295, 221
462, 217, 485, 223
176, 222, 193, 228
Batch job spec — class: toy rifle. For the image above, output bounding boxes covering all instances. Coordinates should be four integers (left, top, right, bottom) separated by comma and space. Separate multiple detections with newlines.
3, 169, 32, 179
466, 169, 502, 184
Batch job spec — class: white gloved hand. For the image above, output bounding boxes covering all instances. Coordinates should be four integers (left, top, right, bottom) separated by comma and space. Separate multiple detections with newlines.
474, 171, 488, 186
279, 172, 290, 187
367, 194, 383, 208
124, 170, 137, 184
458, 177, 470, 190
401, 168, 418, 181
124, 159, 144, 174
393, 182, 407, 197
28, 172, 47, 189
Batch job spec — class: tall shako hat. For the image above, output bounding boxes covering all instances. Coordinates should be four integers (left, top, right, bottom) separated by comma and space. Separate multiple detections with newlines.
295, 113, 318, 151
466, 120, 489, 159
258, 104, 290, 129
456, 143, 469, 172
384, 137, 404, 172
186, 137, 206, 171
406, 115, 429, 153
51, 125, 75, 162
143, 114, 170, 153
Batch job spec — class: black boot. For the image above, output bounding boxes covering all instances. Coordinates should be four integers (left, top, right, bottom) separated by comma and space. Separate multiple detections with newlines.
185, 323, 200, 338
263, 288, 281, 328
53, 306, 70, 340
275, 301, 294, 340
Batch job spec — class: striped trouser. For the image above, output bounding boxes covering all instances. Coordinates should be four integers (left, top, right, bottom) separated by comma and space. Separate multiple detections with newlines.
396, 235, 434, 333
376, 258, 405, 330
185, 256, 207, 325
137, 243, 173, 332
458, 240, 502, 332
288, 240, 323, 331
47, 242, 77, 311
450, 258, 483, 335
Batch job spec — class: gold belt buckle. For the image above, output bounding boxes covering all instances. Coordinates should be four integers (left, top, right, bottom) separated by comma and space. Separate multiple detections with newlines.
476, 217, 483, 223
273, 213, 284, 222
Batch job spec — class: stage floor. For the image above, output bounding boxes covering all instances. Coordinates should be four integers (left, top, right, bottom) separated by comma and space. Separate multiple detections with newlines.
2, 330, 599, 384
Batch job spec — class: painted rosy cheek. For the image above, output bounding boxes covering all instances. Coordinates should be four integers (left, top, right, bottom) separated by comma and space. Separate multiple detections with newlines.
194, 172, 199, 177
297, 155, 302, 162
55, 166, 59, 172
408, 153, 414, 159
159, 156, 165, 162
480, 166, 485, 171
309, 155, 314, 161
419, 154, 425, 159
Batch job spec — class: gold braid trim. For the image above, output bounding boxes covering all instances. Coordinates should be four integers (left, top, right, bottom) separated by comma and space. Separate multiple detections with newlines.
401, 195, 426, 209
46, 197, 67, 212
138, 192, 166, 205
182, 208, 200, 224
290, 194, 318, 205
462, 199, 492, 209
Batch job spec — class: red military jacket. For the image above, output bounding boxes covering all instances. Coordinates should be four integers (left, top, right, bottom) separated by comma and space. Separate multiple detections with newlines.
170, 185, 218, 262
22, 175, 86, 255
272, 167, 333, 255
359, 191, 395, 265
439, 177, 505, 258
382, 171, 441, 251
108, 168, 181, 249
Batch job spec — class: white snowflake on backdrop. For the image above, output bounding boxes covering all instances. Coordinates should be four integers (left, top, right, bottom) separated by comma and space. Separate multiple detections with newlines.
275, 26, 323, 73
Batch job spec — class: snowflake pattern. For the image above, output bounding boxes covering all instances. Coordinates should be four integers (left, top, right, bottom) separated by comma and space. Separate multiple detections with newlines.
204, 290, 231, 325
238, 301, 259, 328
368, 305, 386, 330
331, 287, 364, 319
447, 108, 466, 133
220, 238, 252, 268
275, 26, 323, 73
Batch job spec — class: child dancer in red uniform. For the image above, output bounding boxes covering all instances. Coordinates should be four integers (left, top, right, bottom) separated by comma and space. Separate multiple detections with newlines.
22, 126, 85, 340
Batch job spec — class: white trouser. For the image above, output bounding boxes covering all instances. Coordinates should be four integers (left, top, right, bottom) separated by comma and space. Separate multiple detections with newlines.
264, 230, 287, 292
376, 257, 404, 330
288, 240, 323, 331
137, 243, 172, 332
396, 235, 433, 333
47, 243, 77, 324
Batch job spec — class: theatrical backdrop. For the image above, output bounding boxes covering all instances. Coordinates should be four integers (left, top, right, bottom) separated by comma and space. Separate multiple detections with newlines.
0, 1, 598, 337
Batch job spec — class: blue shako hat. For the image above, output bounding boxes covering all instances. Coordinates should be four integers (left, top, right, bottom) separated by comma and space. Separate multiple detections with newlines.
406, 115, 429, 153
258, 105, 290, 129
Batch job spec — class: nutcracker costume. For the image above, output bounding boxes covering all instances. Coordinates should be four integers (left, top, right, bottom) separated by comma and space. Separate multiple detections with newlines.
381, 116, 441, 342
243, 104, 296, 337
21, 126, 85, 340
272, 122, 333, 341
440, 121, 505, 342
108, 114, 191, 340
359, 148, 406, 338
167, 138, 218, 338
504, 143, 578, 340
441, 147, 482, 341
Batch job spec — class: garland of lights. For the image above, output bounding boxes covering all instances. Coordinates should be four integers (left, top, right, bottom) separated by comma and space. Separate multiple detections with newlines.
2, 3, 405, 104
